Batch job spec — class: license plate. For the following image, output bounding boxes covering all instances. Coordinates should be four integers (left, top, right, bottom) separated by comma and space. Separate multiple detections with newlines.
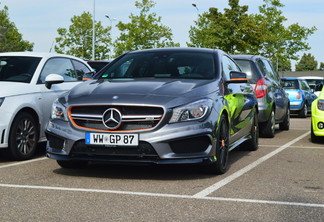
85, 133, 138, 146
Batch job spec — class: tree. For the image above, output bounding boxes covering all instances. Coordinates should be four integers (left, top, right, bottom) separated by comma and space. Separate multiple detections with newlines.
55, 12, 111, 60
254, 0, 316, 71
0, 4, 33, 52
113, 0, 179, 57
319, 62, 324, 71
188, 0, 263, 54
295, 53, 318, 71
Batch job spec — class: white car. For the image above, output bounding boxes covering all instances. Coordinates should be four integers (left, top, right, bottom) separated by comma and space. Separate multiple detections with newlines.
0, 52, 93, 160
299, 76, 324, 97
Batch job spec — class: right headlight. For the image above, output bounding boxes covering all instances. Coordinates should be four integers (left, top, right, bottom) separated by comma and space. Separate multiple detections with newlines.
0, 97, 4, 107
169, 99, 212, 123
51, 98, 68, 121
317, 99, 324, 111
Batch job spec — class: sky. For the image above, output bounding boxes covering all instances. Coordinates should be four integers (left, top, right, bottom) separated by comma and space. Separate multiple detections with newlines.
1, 0, 324, 69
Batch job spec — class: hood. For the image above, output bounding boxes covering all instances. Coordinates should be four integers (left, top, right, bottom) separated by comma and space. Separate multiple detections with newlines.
67, 78, 217, 107
0, 82, 37, 97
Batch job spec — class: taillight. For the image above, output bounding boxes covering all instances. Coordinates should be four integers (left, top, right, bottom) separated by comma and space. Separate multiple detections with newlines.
296, 91, 301, 99
254, 78, 268, 98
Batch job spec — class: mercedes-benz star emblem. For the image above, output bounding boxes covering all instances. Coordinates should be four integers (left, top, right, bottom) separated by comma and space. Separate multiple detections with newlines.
102, 108, 122, 130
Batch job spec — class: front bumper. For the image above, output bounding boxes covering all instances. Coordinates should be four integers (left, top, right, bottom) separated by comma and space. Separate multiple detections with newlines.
311, 111, 324, 137
46, 117, 217, 164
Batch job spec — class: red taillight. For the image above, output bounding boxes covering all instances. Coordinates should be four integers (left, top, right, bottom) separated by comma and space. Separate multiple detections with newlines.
296, 91, 301, 99
254, 78, 268, 98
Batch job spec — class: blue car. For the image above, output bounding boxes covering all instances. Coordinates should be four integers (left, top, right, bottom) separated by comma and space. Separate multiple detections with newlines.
281, 77, 317, 118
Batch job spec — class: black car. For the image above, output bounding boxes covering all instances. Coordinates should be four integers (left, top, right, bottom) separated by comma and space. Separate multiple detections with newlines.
46, 48, 258, 174
232, 55, 290, 138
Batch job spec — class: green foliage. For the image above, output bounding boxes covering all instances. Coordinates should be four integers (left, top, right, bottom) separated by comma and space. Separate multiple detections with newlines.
188, 0, 263, 54
295, 53, 318, 71
55, 12, 111, 60
0, 4, 33, 52
320, 62, 324, 71
113, 0, 179, 57
188, 0, 316, 72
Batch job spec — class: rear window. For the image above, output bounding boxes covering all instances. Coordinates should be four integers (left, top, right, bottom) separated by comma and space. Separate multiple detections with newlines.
99, 51, 216, 80
234, 59, 259, 83
282, 79, 299, 89
0, 56, 41, 83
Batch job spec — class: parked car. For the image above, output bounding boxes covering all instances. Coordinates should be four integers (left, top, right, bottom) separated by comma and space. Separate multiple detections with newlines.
299, 76, 324, 97
311, 84, 324, 142
281, 77, 317, 118
46, 48, 258, 174
0, 52, 93, 160
232, 55, 290, 138
86, 60, 111, 73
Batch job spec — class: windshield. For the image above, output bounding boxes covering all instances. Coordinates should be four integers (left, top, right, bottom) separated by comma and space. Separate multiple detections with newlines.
99, 51, 216, 80
0, 56, 41, 83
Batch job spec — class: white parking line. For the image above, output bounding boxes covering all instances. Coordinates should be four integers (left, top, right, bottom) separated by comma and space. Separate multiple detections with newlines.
0, 183, 323, 208
193, 131, 311, 198
0, 157, 48, 169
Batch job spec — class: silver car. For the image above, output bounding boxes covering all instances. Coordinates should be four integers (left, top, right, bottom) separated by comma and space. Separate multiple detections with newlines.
46, 48, 258, 174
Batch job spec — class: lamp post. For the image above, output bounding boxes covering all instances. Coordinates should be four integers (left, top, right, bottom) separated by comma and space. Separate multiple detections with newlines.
92, 0, 96, 60
105, 15, 116, 59
192, 3, 199, 14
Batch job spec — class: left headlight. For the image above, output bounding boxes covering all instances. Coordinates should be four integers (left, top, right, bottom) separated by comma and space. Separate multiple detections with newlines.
317, 99, 324, 111
0, 97, 5, 107
169, 99, 212, 123
51, 98, 68, 121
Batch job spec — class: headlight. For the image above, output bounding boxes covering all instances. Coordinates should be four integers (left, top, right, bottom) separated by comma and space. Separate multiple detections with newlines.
169, 99, 212, 123
0, 97, 4, 107
51, 98, 68, 121
318, 99, 324, 111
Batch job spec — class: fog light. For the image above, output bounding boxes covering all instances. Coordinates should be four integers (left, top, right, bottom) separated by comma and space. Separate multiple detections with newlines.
318, 122, 324, 129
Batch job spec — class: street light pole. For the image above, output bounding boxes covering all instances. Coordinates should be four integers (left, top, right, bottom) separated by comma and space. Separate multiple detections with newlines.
105, 15, 116, 59
192, 3, 199, 14
92, 0, 95, 60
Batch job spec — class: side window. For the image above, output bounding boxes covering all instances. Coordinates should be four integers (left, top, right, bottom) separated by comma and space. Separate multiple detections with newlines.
301, 80, 310, 90
257, 59, 267, 76
263, 59, 280, 82
222, 55, 240, 80
72, 60, 92, 81
39, 58, 76, 83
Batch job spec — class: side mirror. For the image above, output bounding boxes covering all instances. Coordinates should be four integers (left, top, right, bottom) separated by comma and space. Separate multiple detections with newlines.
227, 71, 248, 83
314, 83, 323, 92
82, 71, 96, 81
45, 74, 64, 89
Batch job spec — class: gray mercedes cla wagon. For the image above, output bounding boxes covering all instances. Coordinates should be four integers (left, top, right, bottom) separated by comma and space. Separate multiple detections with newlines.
46, 48, 258, 174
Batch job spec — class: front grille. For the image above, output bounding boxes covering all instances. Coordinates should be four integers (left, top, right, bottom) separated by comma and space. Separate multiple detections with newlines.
69, 105, 164, 132
70, 140, 159, 160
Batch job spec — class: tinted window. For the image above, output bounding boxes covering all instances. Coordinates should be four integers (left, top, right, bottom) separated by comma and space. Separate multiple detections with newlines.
282, 79, 299, 89
300, 80, 310, 90
222, 55, 240, 80
72, 60, 91, 80
39, 58, 76, 83
0, 56, 41, 83
99, 51, 215, 79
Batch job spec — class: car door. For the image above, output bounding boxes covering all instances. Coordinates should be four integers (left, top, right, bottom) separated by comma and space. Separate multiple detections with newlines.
38, 57, 91, 137
261, 59, 287, 121
222, 55, 253, 144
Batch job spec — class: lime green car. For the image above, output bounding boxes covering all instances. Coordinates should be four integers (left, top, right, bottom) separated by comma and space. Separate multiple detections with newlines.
311, 84, 324, 142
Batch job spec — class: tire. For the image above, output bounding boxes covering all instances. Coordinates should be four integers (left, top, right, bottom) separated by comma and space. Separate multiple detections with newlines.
6, 112, 39, 160
311, 122, 319, 143
56, 160, 88, 169
260, 109, 275, 138
208, 114, 230, 174
298, 103, 307, 118
242, 111, 259, 151
279, 108, 290, 130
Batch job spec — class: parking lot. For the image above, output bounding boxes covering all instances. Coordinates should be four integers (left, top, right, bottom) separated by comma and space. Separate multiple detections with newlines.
0, 117, 323, 222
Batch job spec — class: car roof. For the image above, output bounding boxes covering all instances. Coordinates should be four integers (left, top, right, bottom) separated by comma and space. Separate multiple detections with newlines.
281, 77, 299, 80
299, 76, 324, 79
231, 54, 268, 61
128, 47, 224, 54
0, 51, 84, 61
